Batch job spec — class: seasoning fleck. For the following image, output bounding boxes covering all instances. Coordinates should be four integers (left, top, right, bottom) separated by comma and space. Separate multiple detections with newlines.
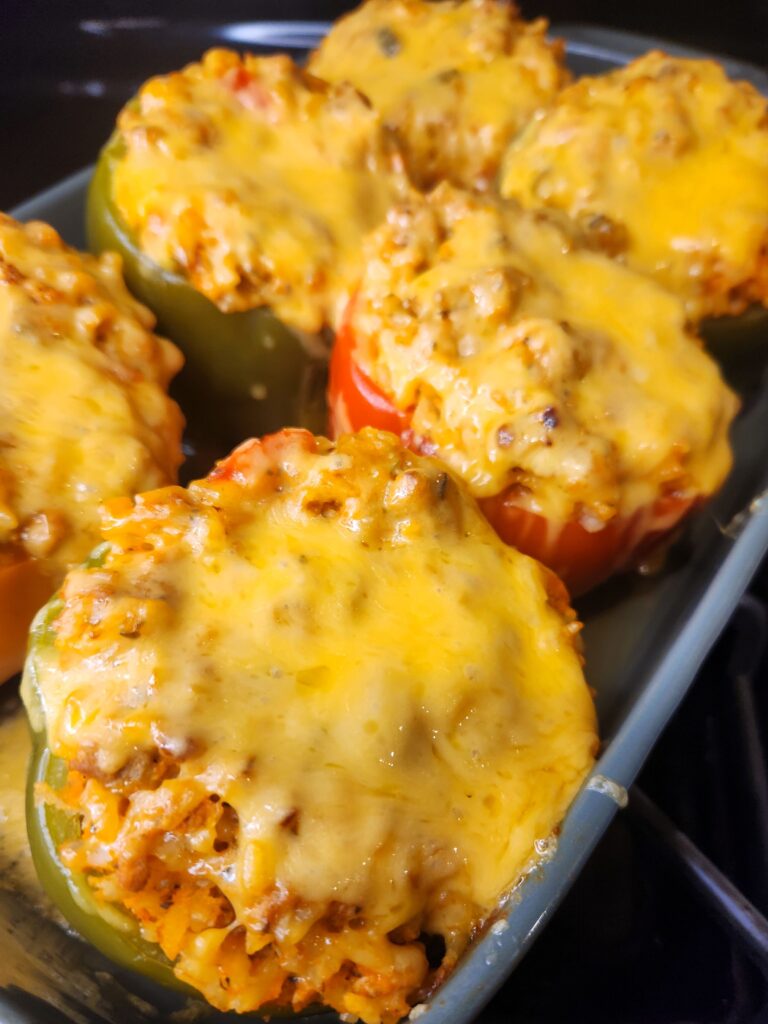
376, 26, 401, 57
541, 406, 559, 430
496, 424, 514, 448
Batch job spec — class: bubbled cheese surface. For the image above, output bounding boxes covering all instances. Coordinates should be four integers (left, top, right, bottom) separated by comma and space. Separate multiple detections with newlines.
111, 50, 408, 332
348, 186, 738, 524
309, 0, 568, 191
500, 52, 768, 320
31, 429, 596, 947
0, 214, 183, 580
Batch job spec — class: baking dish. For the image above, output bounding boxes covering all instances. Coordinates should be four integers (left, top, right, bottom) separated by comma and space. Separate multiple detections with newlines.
2, 21, 768, 1024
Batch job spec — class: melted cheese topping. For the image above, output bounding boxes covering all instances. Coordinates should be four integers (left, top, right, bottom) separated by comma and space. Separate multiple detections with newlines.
28, 428, 597, 1022
112, 50, 408, 332
0, 215, 183, 581
309, 0, 567, 192
350, 186, 737, 524
500, 51, 768, 320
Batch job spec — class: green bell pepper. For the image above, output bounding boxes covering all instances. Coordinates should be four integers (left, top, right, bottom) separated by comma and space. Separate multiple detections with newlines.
21, 589, 321, 1016
24, 722, 189, 994
86, 137, 330, 449
20, 549, 189, 993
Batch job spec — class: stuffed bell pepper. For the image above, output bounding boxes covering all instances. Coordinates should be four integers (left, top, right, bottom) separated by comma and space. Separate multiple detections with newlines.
329, 186, 739, 593
23, 427, 597, 1023
0, 213, 183, 682
500, 52, 768, 322
309, 0, 568, 192
88, 49, 409, 444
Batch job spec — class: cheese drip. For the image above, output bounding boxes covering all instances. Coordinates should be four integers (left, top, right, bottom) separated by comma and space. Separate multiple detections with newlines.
0, 710, 39, 900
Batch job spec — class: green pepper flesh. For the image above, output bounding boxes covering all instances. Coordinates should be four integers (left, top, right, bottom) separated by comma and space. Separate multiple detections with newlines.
21, 581, 323, 1018
87, 137, 330, 450
22, 587, 189, 994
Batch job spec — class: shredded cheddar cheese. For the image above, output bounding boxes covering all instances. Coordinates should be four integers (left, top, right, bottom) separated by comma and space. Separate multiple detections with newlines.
30, 428, 597, 1023
111, 49, 409, 332
348, 186, 738, 525
0, 214, 183, 582
500, 51, 768, 320
309, 0, 567, 191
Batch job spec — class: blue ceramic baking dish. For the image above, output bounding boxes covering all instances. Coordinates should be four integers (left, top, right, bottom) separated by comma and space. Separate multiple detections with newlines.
2, 21, 768, 1024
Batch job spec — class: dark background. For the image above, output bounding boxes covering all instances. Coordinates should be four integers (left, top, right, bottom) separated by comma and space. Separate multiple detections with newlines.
1, 0, 767, 211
